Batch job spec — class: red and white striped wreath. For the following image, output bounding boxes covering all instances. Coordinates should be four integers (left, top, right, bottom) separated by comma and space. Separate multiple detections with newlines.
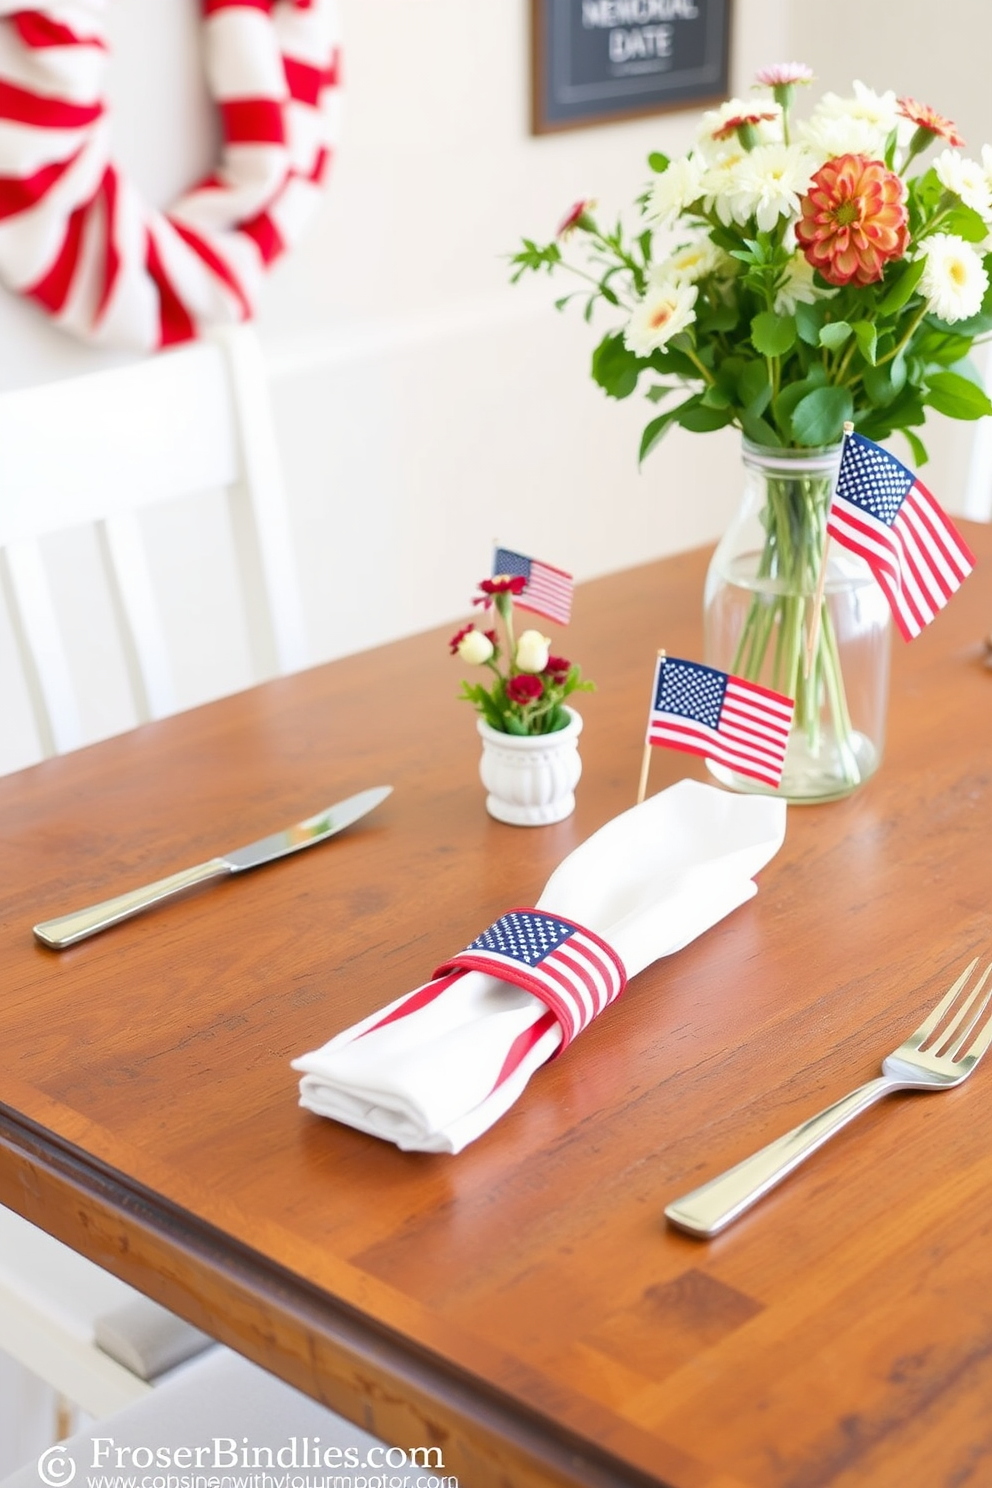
0, 0, 341, 349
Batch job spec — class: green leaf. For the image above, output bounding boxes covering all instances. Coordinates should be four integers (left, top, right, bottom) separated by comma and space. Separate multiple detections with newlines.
790, 385, 854, 445
819, 320, 852, 350
701, 384, 733, 408
773, 370, 829, 429
852, 321, 878, 365
740, 410, 783, 446
876, 256, 926, 315
697, 302, 739, 334
638, 407, 683, 464
937, 203, 989, 243
795, 300, 828, 345
750, 311, 797, 357
738, 359, 771, 413
591, 332, 640, 400
899, 427, 929, 466
924, 370, 992, 419
648, 151, 670, 173
677, 401, 735, 432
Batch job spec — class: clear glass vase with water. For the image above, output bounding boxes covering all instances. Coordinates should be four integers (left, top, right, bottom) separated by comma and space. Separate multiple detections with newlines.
704, 439, 891, 803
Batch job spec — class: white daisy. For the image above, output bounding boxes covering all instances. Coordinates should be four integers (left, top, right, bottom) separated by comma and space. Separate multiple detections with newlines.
933, 149, 992, 221
801, 80, 901, 159
982, 144, 992, 197
699, 149, 751, 226
916, 233, 989, 322
774, 253, 835, 315
731, 143, 817, 232
624, 281, 699, 357
645, 154, 706, 228
650, 237, 727, 286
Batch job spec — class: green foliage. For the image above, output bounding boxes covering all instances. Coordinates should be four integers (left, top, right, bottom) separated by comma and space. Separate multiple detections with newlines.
510, 100, 992, 463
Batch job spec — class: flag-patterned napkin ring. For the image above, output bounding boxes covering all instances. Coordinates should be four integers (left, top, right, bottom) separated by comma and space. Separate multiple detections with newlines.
373, 909, 626, 1055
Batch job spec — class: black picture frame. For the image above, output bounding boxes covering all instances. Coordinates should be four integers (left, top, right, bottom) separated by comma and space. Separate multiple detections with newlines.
531, 0, 732, 135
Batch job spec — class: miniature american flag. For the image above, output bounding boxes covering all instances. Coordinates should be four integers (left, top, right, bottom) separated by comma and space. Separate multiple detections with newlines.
493, 547, 573, 625
826, 432, 975, 641
435, 909, 626, 1051
647, 655, 794, 789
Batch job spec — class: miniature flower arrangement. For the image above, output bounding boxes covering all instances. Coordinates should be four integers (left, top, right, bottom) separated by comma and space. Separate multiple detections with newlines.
450, 575, 594, 736
510, 67, 992, 801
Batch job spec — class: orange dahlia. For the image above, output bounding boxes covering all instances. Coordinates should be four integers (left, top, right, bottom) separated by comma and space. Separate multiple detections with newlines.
794, 153, 909, 287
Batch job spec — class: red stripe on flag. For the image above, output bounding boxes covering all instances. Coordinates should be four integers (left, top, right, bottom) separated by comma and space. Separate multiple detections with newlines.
0, 79, 103, 128
488, 1011, 558, 1095
648, 719, 784, 787
172, 220, 252, 320
357, 970, 466, 1038
13, 12, 107, 49
145, 230, 196, 348
219, 97, 286, 145
0, 149, 81, 220
238, 211, 285, 264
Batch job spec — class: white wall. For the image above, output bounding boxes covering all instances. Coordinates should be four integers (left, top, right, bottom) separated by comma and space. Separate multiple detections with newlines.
0, 0, 789, 718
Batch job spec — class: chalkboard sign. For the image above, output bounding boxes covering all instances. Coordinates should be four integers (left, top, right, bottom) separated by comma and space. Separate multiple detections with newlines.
531, 0, 731, 134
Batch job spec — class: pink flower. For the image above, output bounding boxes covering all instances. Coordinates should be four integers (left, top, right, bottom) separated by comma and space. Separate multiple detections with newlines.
506, 674, 543, 704
897, 97, 964, 148
710, 109, 778, 143
754, 63, 814, 88
557, 199, 596, 237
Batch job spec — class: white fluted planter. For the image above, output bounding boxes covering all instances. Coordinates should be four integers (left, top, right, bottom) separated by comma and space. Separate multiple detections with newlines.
477, 708, 583, 826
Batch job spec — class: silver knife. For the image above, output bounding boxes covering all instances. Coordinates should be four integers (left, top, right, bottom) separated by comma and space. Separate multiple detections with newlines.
32, 786, 392, 950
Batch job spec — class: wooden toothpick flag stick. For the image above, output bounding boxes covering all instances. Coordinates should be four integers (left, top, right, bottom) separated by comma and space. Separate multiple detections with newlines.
637, 649, 666, 803
804, 421, 853, 679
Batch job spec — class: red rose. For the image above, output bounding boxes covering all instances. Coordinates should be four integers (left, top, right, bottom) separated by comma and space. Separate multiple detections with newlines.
474, 574, 528, 609
545, 655, 571, 682
506, 674, 543, 704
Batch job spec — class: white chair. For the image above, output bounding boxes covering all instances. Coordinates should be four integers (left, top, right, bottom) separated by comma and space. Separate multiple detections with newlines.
0, 323, 308, 772
0, 1208, 214, 1422
0, 1346, 403, 1488
0, 324, 311, 1454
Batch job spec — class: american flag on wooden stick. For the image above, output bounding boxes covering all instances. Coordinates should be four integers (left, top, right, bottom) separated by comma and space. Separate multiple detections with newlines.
646, 655, 794, 789
826, 432, 975, 641
493, 547, 573, 625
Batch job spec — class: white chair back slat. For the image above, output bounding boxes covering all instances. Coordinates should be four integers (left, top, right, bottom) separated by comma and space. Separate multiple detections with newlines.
218, 326, 309, 675
98, 512, 176, 721
0, 325, 307, 768
1, 538, 83, 755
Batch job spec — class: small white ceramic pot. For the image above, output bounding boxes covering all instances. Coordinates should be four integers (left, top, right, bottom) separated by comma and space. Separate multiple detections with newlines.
477, 707, 583, 826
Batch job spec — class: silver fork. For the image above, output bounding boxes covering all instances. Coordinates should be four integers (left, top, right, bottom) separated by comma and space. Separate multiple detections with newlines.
665, 956, 992, 1238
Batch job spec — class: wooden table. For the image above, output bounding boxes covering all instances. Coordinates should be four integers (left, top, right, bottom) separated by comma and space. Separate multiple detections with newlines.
1, 526, 990, 1488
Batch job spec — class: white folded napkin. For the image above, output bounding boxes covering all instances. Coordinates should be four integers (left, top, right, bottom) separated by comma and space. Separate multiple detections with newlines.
293, 780, 786, 1154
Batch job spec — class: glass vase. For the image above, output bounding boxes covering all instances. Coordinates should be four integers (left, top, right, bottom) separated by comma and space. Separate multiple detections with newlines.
703, 439, 891, 803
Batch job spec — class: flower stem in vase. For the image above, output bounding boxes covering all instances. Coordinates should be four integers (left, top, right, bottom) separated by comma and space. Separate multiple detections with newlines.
707, 441, 891, 803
